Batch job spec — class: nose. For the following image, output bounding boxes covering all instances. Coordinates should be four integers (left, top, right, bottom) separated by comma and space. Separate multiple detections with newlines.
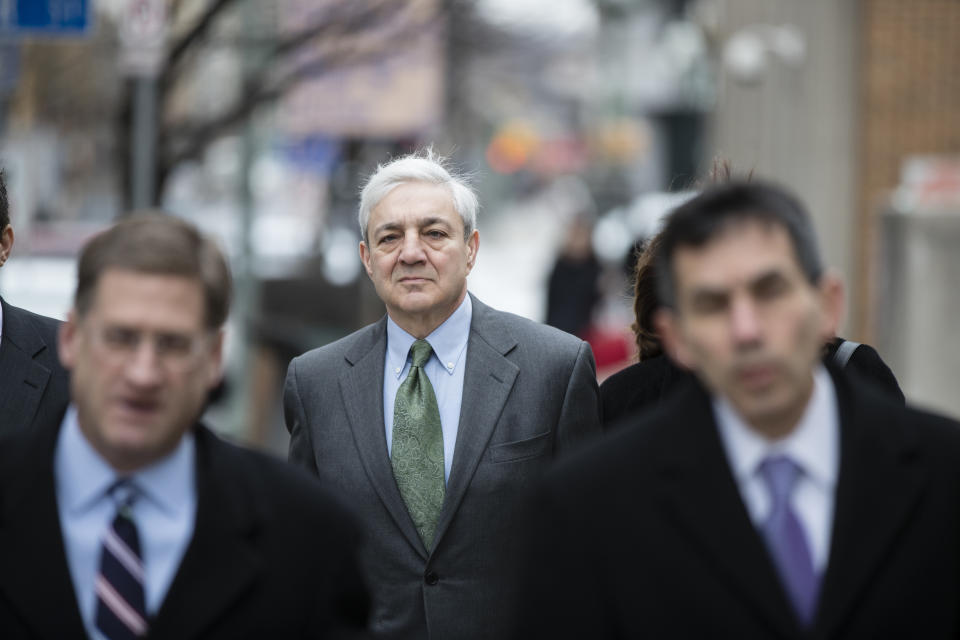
398, 231, 426, 264
729, 295, 762, 347
124, 339, 165, 387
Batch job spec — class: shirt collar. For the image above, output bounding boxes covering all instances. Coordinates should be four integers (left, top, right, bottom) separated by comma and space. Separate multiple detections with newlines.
713, 365, 839, 490
386, 294, 472, 379
54, 405, 197, 518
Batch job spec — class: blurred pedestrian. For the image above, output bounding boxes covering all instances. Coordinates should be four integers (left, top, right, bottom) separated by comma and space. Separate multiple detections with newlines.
515, 181, 960, 638
284, 149, 601, 639
545, 214, 600, 338
0, 169, 69, 435
0, 214, 369, 639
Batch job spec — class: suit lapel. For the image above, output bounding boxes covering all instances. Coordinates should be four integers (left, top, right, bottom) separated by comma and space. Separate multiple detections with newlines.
0, 418, 87, 639
815, 372, 925, 637
149, 427, 260, 640
338, 318, 427, 557
0, 299, 53, 431
432, 297, 519, 551
655, 383, 801, 639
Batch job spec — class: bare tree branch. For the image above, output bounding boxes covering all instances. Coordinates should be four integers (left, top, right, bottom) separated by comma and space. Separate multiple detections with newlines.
158, 10, 441, 179
162, 0, 235, 83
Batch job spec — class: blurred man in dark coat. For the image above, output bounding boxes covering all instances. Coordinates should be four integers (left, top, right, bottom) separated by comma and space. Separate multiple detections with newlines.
517, 182, 960, 639
0, 214, 369, 639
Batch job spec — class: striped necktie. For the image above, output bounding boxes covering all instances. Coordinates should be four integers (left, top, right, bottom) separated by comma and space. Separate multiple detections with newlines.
95, 481, 148, 639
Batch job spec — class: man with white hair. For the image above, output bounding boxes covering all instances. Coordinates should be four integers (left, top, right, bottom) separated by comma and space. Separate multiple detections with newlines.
285, 150, 601, 639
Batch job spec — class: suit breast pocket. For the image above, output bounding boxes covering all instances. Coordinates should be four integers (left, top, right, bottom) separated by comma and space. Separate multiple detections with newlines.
487, 430, 552, 464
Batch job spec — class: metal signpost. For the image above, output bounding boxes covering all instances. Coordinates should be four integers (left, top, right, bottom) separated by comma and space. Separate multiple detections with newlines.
120, 0, 167, 211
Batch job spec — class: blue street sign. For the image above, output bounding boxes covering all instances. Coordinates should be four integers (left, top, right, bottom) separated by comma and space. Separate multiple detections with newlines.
0, 0, 90, 35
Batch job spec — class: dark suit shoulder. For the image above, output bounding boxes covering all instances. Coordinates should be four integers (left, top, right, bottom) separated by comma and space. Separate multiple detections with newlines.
831, 368, 960, 466
289, 319, 384, 372
198, 428, 361, 536
600, 356, 677, 427
891, 398, 960, 460
825, 337, 904, 404
845, 342, 905, 404
547, 384, 689, 498
475, 302, 585, 354
490, 308, 580, 342
4, 301, 61, 335
1, 300, 63, 361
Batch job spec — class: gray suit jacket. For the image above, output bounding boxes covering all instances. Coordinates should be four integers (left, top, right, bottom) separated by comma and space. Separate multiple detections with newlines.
0, 297, 69, 435
284, 294, 601, 639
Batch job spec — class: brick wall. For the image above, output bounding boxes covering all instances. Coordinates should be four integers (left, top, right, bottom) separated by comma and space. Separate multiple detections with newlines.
857, 0, 960, 338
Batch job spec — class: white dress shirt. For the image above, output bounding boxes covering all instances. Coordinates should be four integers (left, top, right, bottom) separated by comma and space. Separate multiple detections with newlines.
713, 365, 840, 573
383, 294, 472, 483
54, 406, 197, 640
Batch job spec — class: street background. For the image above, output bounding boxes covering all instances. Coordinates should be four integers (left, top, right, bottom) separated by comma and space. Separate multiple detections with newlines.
2, 0, 959, 453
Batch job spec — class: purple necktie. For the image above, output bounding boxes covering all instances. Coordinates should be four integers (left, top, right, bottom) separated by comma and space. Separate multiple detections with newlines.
758, 455, 820, 626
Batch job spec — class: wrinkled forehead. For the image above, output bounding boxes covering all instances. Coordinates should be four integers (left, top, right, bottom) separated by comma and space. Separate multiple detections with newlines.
368, 182, 462, 229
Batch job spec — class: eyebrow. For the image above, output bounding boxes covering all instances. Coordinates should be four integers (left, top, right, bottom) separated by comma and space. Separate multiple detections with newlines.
750, 270, 789, 289
417, 217, 452, 230
372, 222, 402, 237
372, 217, 453, 238
747, 268, 788, 289
687, 268, 787, 300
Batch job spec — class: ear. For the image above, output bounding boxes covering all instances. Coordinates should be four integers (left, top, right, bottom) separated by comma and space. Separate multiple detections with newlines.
465, 229, 479, 272
654, 307, 694, 369
358, 240, 374, 279
205, 329, 226, 388
817, 269, 845, 342
58, 309, 79, 370
0, 225, 14, 267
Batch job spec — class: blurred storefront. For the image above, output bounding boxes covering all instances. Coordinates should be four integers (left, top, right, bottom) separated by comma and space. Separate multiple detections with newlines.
877, 157, 960, 419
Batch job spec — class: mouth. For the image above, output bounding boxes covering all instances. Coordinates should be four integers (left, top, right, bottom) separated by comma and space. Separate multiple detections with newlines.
397, 276, 431, 284
735, 363, 778, 391
115, 397, 162, 419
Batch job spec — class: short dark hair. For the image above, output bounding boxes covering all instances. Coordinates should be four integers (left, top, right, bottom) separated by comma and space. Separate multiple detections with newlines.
0, 169, 9, 230
655, 181, 823, 309
75, 213, 232, 329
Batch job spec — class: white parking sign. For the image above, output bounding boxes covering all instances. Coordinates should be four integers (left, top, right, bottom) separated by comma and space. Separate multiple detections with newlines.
120, 0, 167, 76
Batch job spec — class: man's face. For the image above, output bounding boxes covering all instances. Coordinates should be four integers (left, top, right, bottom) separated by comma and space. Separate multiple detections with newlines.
657, 222, 842, 436
59, 269, 224, 472
360, 181, 478, 336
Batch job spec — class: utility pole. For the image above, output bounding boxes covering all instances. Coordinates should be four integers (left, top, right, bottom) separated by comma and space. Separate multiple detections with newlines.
120, 0, 167, 210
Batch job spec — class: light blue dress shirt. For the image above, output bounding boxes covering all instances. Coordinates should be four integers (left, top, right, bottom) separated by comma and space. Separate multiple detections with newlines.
54, 405, 197, 640
383, 294, 472, 483
713, 365, 839, 573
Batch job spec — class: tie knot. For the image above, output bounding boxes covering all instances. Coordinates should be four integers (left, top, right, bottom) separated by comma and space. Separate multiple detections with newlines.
108, 479, 140, 516
409, 339, 433, 368
758, 455, 802, 503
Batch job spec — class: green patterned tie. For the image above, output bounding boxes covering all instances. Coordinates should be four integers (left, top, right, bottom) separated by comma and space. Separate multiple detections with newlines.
392, 339, 445, 550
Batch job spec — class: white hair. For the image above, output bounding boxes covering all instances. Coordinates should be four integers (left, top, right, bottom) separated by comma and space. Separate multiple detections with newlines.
358, 149, 479, 244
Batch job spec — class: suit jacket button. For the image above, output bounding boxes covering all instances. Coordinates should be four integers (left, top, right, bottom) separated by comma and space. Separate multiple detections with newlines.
425, 571, 439, 585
